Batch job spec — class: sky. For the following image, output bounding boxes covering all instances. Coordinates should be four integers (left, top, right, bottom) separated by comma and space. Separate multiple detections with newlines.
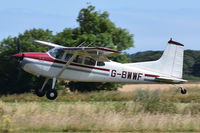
0, 0, 200, 53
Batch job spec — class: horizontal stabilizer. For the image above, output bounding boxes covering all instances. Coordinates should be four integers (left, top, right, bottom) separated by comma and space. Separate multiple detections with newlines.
155, 76, 187, 83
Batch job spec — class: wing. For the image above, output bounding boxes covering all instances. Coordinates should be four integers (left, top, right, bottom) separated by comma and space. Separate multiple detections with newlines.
33, 40, 65, 48
61, 47, 119, 56
33, 40, 118, 54
34, 40, 119, 61
60, 47, 119, 62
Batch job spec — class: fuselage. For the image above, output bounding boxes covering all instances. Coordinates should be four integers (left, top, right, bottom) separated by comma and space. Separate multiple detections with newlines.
19, 52, 164, 83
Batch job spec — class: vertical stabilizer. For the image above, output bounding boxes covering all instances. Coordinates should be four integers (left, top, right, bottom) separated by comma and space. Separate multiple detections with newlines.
127, 39, 184, 78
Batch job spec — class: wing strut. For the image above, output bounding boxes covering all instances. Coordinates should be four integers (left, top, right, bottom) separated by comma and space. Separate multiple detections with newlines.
56, 52, 78, 78
35, 53, 78, 100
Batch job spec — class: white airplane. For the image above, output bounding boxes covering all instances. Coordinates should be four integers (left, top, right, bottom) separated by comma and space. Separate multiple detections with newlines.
12, 39, 187, 100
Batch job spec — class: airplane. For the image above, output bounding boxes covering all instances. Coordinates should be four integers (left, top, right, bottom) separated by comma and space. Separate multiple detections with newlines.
12, 38, 187, 100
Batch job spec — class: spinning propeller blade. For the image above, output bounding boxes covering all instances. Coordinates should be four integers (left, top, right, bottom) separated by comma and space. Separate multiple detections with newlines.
14, 38, 21, 53
13, 38, 24, 81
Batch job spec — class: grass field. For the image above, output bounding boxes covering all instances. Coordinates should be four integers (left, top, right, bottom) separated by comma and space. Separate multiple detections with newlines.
119, 82, 200, 91
1, 84, 200, 132
1, 101, 200, 132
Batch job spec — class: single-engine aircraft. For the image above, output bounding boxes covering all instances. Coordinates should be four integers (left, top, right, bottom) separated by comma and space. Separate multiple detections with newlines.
12, 39, 187, 100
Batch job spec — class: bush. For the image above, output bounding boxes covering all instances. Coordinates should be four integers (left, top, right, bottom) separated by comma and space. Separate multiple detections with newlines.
134, 89, 177, 114
0, 101, 12, 132
67, 82, 120, 92
183, 103, 200, 115
134, 89, 161, 103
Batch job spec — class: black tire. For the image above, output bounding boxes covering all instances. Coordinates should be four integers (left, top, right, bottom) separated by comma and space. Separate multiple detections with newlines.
46, 89, 58, 100
35, 89, 46, 97
181, 88, 187, 94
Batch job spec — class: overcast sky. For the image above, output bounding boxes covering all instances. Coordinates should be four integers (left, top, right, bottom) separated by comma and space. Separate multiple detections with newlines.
0, 0, 200, 53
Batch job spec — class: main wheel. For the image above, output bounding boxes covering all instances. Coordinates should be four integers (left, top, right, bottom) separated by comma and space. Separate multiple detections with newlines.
46, 89, 58, 100
35, 89, 46, 97
180, 88, 187, 94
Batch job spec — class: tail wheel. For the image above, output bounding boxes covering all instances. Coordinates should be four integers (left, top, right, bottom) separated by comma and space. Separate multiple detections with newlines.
46, 89, 58, 100
180, 87, 187, 94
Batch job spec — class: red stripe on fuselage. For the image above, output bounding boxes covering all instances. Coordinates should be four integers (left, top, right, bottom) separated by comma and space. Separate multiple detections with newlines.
23, 52, 110, 72
145, 74, 159, 78
70, 63, 110, 71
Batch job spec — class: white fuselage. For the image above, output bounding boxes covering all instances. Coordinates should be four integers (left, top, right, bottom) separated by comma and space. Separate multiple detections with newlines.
21, 52, 163, 83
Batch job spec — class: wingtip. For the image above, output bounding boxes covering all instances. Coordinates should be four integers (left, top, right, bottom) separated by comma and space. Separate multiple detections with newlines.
32, 40, 41, 44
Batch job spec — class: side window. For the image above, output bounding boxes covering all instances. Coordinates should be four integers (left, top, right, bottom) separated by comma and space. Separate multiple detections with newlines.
84, 57, 96, 66
64, 53, 73, 62
97, 61, 105, 66
73, 55, 83, 64
55, 49, 64, 59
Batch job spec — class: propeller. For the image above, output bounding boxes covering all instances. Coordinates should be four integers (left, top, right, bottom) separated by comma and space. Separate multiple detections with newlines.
15, 38, 21, 53
13, 38, 24, 61
13, 38, 24, 81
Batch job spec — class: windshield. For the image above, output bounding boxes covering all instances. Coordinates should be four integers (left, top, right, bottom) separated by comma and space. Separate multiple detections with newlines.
48, 48, 64, 59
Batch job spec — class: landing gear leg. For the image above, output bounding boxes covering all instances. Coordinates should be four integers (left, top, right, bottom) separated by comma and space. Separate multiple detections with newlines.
46, 77, 58, 100
35, 78, 49, 97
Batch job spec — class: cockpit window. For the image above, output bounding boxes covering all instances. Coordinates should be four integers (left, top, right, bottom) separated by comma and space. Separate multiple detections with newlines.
49, 48, 64, 60
73, 55, 83, 64
84, 57, 96, 66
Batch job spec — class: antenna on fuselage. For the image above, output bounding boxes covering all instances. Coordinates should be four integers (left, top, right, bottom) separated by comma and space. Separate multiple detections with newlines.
86, 42, 94, 47
77, 41, 86, 47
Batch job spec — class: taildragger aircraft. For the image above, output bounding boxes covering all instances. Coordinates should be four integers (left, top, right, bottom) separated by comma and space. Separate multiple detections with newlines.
12, 39, 187, 100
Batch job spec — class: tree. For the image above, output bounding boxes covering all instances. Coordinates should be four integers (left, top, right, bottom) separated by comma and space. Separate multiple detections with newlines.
0, 29, 53, 94
183, 50, 200, 75
76, 5, 133, 51
192, 56, 200, 77
0, 5, 134, 94
130, 51, 162, 63
64, 5, 134, 92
